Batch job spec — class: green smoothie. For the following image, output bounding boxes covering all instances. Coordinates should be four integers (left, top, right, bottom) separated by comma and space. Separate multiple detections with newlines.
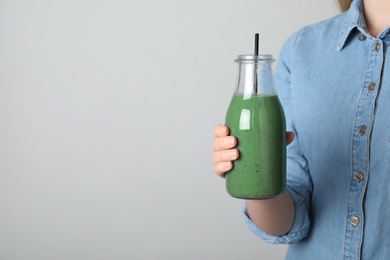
225, 94, 286, 199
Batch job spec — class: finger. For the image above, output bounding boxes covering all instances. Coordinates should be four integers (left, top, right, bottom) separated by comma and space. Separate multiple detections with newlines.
214, 162, 233, 178
212, 136, 237, 152
212, 149, 239, 165
286, 131, 295, 145
214, 125, 229, 138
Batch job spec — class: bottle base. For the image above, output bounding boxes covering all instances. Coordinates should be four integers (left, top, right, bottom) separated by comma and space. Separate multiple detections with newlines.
227, 189, 285, 200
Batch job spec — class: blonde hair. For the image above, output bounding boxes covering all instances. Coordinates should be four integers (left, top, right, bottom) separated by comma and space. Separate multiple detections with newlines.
338, 0, 353, 12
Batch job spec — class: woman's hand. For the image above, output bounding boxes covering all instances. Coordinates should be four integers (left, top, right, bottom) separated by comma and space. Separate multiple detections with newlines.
211, 125, 295, 178
211, 125, 239, 178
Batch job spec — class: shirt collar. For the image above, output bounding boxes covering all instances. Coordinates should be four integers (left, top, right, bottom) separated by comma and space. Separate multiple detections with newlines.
337, 0, 367, 51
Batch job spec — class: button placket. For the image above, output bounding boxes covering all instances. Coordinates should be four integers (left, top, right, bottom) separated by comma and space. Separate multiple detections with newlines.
343, 33, 384, 258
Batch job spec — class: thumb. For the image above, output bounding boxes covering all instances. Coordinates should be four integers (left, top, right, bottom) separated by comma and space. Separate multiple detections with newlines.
286, 131, 295, 145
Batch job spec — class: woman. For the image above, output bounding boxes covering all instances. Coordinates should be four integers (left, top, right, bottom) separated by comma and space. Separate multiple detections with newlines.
211, 0, 390, 258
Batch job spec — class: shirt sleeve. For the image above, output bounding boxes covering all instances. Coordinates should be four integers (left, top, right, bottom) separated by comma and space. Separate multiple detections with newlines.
242, 30, 313, 244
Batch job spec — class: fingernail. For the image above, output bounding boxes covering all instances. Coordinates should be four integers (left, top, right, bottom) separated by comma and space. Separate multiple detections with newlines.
225, 161, 232, 170
229, 150, 237, 158
223, 126, 228, 134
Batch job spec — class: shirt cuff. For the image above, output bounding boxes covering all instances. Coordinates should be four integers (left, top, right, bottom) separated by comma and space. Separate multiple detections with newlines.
242, 186, 310, 244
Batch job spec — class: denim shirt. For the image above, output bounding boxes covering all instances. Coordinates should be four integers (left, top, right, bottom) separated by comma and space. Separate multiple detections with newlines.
243, 0, 390, 259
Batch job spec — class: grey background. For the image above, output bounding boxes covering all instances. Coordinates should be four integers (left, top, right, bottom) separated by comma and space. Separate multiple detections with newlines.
0, 1, 336, 259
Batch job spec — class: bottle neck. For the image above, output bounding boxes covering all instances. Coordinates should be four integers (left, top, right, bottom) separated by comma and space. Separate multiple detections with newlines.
234, 56, 276, 98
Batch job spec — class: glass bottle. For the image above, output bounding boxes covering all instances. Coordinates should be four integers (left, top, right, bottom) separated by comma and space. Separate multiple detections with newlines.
225, 54, 286, 199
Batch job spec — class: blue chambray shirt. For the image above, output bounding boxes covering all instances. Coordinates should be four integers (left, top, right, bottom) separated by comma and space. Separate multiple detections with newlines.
243, 0, 390, 259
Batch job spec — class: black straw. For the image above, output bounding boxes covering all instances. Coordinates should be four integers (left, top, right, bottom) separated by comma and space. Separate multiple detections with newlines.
253, 33, 259, 93
254, 33, 259, 56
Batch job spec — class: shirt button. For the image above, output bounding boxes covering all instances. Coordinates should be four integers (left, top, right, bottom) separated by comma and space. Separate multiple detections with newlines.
375, 42, 381, 51
355, 171, 364, 182
368, 82, 376, 91
351, 216, 359, 226
359, 125, 367, 135
358, 34, 366, 41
